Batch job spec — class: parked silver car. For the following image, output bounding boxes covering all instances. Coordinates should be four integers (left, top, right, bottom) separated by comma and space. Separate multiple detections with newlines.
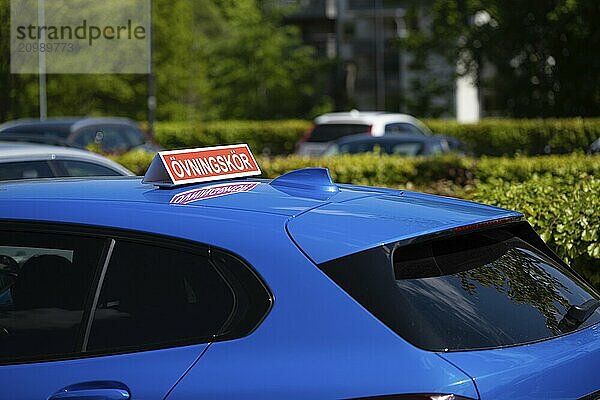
0, 142, 133, 181
295, 111, 431, 156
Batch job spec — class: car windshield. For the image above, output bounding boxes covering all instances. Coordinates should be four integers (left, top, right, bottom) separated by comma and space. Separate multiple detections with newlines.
318, 224, 600, 352
72, 126, 145, 152
308, 124, 371, 142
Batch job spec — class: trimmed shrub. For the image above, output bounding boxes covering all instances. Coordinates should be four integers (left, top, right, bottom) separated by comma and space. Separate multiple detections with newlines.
112, 150, 155, 176
114, 151, 600, 189
424, 118, 600, 156
471, 174, 600, 286
154, 120, 311, 156
150, 118, 600, 156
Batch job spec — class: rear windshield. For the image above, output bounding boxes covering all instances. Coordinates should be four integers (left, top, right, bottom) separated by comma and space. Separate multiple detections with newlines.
308, 124, 370, 142
318, 223, 600, 352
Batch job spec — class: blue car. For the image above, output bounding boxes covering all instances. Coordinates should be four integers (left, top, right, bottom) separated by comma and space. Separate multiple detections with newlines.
0, 155, 599, 399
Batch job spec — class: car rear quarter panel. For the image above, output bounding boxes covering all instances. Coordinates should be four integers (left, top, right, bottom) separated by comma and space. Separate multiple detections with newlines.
165, 231, 478, 400
442, 323, 600, 400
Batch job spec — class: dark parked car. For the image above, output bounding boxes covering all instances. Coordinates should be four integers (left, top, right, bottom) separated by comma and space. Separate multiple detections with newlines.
589, 137, 600, 154
0, 117, 159, 154
322, 133, 468, 156
295, 111, 431, 156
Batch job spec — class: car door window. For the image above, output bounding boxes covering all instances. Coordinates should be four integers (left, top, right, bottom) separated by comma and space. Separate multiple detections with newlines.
385, 123, 424, 135
87, 241, 272, 353
88, 242, 234, 352
60, 160, 122, 177
391, 142, 423, 156
0, 161, 54, 180
0, 232, 105, 362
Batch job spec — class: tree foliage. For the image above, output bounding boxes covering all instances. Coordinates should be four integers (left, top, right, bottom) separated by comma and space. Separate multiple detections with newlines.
403, 0, 600, 117
0, 0, 331, 122
205, 0, 331, 119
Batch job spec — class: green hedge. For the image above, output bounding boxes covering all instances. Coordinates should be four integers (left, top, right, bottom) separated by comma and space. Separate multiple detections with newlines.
472, 174, 600, 287
260, 153, 600, 188
154, 120, 311, 156
114, 152, 600, 188
112, 151, 599, 283
424, 118, 600, 156
151, 118, 600, 156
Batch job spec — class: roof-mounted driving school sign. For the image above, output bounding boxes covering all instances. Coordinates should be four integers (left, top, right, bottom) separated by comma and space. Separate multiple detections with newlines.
143, 144, 262, 187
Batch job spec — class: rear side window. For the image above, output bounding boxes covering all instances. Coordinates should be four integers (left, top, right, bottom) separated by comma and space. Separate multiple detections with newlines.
0, 232, 104, 361
319, 224, 600, 352
309, 124, 371, 142
0, 161, 54, 180
88, 241, 271, 352
0, 224, 271, 363
384, 122, 424, 135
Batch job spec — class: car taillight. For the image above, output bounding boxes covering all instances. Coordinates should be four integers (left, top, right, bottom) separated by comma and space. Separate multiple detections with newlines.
367, 125, 373, 135
348, 395, 475, 400
299, 124, 315, 143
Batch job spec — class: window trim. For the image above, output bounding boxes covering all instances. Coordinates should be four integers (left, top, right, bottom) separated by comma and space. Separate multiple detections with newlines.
79, 238, 115, 352
0, 220, 273, 365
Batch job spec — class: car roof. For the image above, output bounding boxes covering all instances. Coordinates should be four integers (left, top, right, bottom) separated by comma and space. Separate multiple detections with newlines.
0, 117, 81, 131
0, 117, 139, 133
0, 141, 133, 175
0, 176, 518, 262
70, 117, 139, 131
315, 111, 423, 126
334, 133, 442, 145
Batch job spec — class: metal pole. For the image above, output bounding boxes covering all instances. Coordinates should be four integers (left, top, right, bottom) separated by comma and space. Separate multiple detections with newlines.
147, 1, 156, 137
394, 10, 406, 113
38, 0, 47, 120
374, 0, 385, 110
335, 0, 344, 110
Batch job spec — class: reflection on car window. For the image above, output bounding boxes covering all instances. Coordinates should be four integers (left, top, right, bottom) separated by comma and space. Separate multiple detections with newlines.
88, 241, 236, 352
0, 161, 54, 180
319, 226, 600, 352
0, 232, 104, 362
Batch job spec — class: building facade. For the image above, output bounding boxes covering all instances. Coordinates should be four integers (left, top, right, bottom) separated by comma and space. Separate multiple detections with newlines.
283, 0, 479, 121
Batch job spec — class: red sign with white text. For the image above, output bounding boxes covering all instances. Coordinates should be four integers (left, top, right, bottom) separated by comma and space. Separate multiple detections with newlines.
143, 144, 261, 186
